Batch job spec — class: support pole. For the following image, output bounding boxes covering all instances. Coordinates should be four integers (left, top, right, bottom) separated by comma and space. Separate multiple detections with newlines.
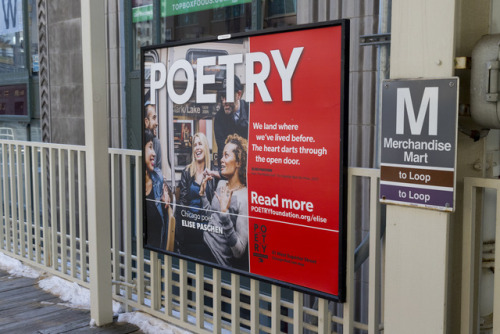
81, 0, 113, 326
384, 0, 456, 332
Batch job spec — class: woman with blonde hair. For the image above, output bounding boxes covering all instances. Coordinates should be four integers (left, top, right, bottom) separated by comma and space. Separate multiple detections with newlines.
200, 134, 249, 271
176, 132, 218, 258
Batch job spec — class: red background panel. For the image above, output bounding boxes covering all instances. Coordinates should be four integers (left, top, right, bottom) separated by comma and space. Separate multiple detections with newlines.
246, 26, 344, 295
249, 217, 340, 295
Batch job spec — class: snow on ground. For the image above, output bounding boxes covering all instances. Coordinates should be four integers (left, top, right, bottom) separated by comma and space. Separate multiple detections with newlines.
0, 252, 192, 334
118, 312, 191, 334
38, 275, 123, 313
0, 252, 41, 279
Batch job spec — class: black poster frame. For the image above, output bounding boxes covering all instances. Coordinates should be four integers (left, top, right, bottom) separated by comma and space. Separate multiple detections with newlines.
141, 20, 349, 302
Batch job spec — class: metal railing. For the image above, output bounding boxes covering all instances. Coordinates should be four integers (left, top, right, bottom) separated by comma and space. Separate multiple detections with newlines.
461, 177, 500, 334
0, 140, 384, 333
0, 141, 88, 283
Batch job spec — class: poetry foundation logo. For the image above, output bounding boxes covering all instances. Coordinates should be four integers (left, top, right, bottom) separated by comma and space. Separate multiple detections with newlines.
252, 223, 268, 263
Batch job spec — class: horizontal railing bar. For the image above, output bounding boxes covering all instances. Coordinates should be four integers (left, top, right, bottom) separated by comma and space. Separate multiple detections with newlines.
0, 140, 87, 152
108, 148, 141, 156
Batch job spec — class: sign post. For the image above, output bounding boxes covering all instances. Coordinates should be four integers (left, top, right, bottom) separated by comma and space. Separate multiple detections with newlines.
380, 78, 458, 211
383, 1, 457, 332
81, 0, 113, 326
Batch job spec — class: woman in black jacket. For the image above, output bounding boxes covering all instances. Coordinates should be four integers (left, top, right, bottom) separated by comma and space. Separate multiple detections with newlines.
175, 132, 218, 259
144, 129, 169, 250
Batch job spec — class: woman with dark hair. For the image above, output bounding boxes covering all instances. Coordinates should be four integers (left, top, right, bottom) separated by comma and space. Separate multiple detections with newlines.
144, 129, 170, 250
175, 132, 218, 258
199, 134, 249, 271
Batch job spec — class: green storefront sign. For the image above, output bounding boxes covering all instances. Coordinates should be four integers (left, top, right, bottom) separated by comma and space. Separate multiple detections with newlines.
132, 5, 154, 23
133, 0, 251, 22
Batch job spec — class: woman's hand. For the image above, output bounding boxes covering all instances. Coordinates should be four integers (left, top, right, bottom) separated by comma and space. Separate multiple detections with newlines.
215, 185, 233, 213
204, 168, 221, 179
199, 174, 213, 196
161, 182, 171, 209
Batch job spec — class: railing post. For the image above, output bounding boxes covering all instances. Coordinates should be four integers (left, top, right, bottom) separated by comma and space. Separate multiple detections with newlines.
81, 0, 113, 326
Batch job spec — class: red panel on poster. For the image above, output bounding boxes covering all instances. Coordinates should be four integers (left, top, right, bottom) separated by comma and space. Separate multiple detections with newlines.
247, 28, 343, 296
141, 21, 348, 301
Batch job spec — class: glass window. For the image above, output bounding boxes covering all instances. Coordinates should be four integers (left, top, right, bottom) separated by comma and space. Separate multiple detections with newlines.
29, 0, 38, 74
130, 1, 298, 70
268, 0, 296, 17
265, 0, 296, 28
132, 0, 154, 70
0, 84, 28, 116
0, 0, 25, 72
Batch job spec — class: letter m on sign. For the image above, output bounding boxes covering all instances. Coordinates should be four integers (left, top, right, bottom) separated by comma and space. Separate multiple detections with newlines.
396, 87, 439, 135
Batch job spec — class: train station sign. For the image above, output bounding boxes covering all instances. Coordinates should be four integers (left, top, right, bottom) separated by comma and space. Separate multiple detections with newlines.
380, 78, 458, 212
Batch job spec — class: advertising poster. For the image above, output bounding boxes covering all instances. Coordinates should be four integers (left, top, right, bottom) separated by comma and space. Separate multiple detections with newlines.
142, 21, 349, 301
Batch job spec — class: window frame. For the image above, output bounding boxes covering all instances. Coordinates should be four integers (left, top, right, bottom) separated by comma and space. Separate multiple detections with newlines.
0, 0, 37, 122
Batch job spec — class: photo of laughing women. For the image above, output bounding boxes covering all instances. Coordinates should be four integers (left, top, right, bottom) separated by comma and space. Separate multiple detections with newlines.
175, 132, 220, 259
199, 134, 249, 271
144, 129, 174, 251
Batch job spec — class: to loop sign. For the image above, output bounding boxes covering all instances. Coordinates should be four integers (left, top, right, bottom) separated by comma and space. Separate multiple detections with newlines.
380, 78, 458, 212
